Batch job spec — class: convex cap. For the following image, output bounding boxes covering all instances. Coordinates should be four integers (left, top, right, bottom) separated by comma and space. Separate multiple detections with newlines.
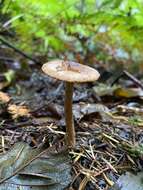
42, 60, 100, 83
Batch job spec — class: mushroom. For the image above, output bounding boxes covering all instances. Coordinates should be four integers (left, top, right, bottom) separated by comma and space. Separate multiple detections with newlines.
42, 60, 100, 148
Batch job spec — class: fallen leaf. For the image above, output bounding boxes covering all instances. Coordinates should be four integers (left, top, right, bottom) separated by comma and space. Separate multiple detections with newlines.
0, 81, 9, 90
110, 172, 143, 190
93, 83, 119, 96
8, 104, 31, 119
93, 83, 143, 98
114, 88, 143, 98
0, 91, 10, 103
4, 69, 15, 84
0, 142, 72, 190
73, 103, 110, 121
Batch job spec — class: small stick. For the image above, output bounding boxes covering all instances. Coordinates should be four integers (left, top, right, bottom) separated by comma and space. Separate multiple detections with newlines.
111, 70, 143, 90
1, 135, 5, 153
123, 70, 143, 89
111, 72, 123, 86
0, 37, 39, 64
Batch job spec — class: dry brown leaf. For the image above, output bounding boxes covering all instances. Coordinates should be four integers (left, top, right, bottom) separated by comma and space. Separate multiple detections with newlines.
8, 104, 31, 119
0, 91, 11, 103
0, 82, 9, 90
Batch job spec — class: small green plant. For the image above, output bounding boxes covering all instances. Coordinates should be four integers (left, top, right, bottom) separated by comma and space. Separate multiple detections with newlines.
128, 115, 143, 126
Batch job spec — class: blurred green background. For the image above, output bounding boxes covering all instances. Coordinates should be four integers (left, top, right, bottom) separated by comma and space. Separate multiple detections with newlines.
1, 0, 143, 73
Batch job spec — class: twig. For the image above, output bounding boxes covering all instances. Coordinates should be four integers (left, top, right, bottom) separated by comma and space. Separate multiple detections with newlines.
0, 37, 39, 64
111, 72, 123, 86
123, 70, 143, 89
111, 70, 143, 90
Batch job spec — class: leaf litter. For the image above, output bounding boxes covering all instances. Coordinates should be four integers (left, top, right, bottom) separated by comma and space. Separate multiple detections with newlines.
0, 61, 143, 189
110, 172, 143, 190
0, 142, 72, 190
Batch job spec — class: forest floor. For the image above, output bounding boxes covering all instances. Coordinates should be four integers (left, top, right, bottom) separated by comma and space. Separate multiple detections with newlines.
0, 48, 143, 190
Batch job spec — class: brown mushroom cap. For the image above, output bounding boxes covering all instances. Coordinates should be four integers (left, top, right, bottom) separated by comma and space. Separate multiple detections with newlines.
42, 60, 100, 83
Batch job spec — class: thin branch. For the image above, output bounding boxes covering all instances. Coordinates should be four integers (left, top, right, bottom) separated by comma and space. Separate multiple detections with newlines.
123, 70, 143, 90
0, 37, 39, 64
111, 70, 143, 90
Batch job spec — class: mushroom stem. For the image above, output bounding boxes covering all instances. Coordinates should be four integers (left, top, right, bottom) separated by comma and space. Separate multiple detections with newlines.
65, 82, 75, 148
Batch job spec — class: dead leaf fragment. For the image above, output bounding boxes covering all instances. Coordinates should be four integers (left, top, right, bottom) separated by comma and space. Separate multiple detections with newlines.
0, 81, 9, 90
8, 104, 31, 119
93, 83, 119, 96
110, 172, 143, 190
0, 91, 10, 103
73, 103, 110, 121
0, 142, 72, 190
114, 87, 143, 98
